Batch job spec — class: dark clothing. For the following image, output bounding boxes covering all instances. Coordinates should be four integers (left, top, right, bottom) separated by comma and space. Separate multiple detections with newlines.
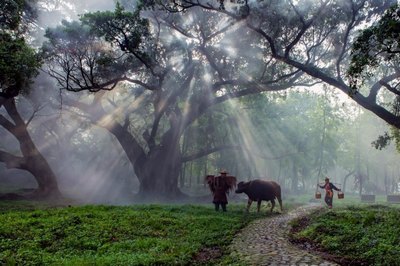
324, 194, 333, 207
319, 182, 340, 208
214, 202, 227, 212
212, 175, 229, 204
212, 175, 230, 211
319, 182, 340, 191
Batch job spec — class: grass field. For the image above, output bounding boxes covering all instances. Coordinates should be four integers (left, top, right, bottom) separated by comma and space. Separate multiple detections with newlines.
289, 204, 400, 265
284, 192, 400, 265
0, 201, 285, 266
1, 192, 399, 265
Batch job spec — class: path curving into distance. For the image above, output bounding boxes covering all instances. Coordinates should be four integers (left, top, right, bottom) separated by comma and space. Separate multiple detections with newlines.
228, 204, 339, 266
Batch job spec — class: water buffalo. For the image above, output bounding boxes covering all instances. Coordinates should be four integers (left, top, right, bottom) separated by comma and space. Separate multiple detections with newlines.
235, 179, 283, 213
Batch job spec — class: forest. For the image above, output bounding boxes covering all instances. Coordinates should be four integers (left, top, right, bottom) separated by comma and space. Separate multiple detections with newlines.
1, 0, 400, 203
1, 0, 400, 264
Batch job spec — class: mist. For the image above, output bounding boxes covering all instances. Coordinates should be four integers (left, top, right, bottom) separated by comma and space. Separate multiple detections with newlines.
1, 0, 400, 204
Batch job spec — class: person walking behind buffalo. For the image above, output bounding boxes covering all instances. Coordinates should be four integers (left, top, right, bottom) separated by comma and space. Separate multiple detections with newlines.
205, 170, 236, 212
319, 177, 341, 209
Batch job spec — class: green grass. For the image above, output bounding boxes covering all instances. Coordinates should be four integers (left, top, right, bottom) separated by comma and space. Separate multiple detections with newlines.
289, 204, 400, 265
0, 202, 275, 265
5, 193, 397, 265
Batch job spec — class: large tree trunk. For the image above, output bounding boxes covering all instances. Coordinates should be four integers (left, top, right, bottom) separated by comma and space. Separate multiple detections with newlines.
65, 96, 187, 199
104, 120, 186, 200
23, 148, 60, 198
0, 98, 61, 199
134, 143, 186, 200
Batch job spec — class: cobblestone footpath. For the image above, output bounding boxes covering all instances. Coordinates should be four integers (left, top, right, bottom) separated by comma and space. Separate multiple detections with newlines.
228, 204, 339, 266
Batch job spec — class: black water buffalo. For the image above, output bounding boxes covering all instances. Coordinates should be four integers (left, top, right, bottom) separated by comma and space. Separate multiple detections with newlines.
235, 179, 283, 213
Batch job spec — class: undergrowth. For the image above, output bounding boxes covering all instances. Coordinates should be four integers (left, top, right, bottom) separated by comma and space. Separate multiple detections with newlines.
289, 205, 400, 266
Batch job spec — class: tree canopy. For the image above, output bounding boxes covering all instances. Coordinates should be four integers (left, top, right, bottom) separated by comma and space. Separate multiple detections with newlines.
0, 0, 61, 198
0, 0, 40, 98
348, 3, 400, 151
36, 0, 400, 198
146, 0, 400, 129
348, 4, 400, 90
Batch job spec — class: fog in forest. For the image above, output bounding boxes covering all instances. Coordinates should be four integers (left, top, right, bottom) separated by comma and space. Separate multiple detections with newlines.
1, 0, 400, 204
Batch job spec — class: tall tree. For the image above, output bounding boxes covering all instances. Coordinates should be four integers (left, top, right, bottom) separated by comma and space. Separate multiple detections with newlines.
43, 3, 303, 199
0, 0, 61, 198
348, 3, 400, 151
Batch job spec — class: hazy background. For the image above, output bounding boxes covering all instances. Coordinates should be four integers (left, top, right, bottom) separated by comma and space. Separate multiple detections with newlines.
1, 0, 399, 204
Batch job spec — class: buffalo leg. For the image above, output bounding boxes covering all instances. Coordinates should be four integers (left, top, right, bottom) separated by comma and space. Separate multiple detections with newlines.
257, 200, 262, 213
277, 196, 283, 211
246, 199, 253, 212
270, 199, 275, 212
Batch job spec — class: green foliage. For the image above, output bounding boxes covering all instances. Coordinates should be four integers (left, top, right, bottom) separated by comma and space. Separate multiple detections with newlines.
43, 3, 154, 92
0, 204, 259, 265
0, 0, 40, 97
377, 122, 400, 152
44, 20, 92, 46
371, 132, 392, 150
0, 33, 40, 96
80, 3, 151, 57
43, 19, 129, 91
290, 206, 400, 265
348, 4, 400, 91
0, 0, 25, 31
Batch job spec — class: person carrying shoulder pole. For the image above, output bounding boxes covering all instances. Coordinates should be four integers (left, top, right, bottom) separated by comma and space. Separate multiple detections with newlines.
212, 170, 230, 212
205, 170, 236, 212
319, 177, 341, 209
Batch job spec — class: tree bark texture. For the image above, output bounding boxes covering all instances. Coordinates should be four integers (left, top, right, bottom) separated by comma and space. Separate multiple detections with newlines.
0, 97, 61, 198
134, 140, 186, 200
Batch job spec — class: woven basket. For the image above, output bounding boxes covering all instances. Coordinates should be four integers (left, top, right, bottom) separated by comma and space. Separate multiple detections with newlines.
338, 192, 344, 199
315, 191, 321, 199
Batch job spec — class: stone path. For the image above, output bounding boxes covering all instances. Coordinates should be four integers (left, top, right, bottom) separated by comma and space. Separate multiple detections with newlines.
228, 204, 339, 266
